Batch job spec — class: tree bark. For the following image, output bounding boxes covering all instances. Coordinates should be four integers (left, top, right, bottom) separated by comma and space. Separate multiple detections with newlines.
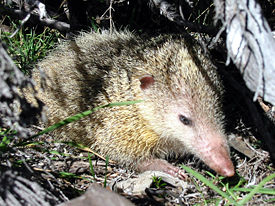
214, 0, 275, 105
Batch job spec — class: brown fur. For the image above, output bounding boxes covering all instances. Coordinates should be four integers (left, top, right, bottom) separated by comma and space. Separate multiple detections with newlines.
28, 31, 233, 175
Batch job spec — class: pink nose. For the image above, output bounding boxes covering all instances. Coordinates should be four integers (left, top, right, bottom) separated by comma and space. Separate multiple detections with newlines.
214, 159, 235, 177
203, 145, 235, 177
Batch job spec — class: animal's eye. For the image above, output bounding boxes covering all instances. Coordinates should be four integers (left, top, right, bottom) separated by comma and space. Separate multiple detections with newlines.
179, 115, 192, 126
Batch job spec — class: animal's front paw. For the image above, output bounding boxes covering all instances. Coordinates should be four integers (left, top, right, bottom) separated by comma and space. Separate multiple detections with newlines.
137, 158, 187, 180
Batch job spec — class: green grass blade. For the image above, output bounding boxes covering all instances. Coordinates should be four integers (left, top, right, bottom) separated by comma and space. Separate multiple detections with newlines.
31, 100, 143, 138
104, 156, 109, 188
232, 187, 275, 195
88, 153, 95, 178
59, 171, 79, 178
238, 173, 275, 205
181, 165, 240, 206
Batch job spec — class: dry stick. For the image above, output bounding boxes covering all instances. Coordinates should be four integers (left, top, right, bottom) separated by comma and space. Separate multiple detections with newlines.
98, 0, 115, 32
193, 3, 214, 22
80, 146, 116, 164
109, 0, 114, 32
0, 5, 70, 33
9, 13, 31, 38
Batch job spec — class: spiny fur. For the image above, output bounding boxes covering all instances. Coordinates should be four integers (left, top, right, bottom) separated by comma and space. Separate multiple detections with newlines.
30, 31, 225, 169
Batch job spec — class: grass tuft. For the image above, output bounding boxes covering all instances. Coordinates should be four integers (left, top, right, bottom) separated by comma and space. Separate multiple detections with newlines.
181, 164, 275, 205
1, 20, 60, 74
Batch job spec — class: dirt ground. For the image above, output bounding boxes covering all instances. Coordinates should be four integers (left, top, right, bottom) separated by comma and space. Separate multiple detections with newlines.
1, 117, 274, 206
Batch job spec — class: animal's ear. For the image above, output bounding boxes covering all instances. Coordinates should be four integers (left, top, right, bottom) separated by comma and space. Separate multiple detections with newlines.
139, 75, 155, 90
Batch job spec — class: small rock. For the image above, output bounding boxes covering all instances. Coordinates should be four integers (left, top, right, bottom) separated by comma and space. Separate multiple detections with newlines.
228, 134, 255, 158
69, 161, 90, 174
58, 183, 134, 206
111, 171, 187, 195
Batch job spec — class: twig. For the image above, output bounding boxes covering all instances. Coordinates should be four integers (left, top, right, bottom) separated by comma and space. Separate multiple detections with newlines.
109, 0, 114, 32
9, 13, 30, 38
80, 146, 116, 164
99, 0, 115, 32
0, 4, 70, 33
